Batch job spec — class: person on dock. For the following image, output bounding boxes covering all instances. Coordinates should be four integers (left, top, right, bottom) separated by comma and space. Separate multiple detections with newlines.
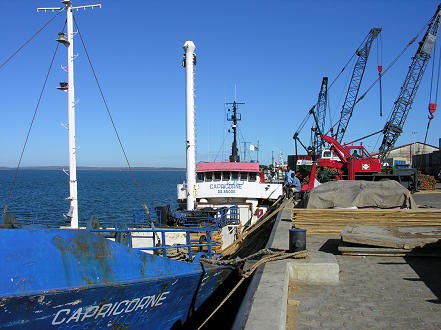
285, 166, 294, 186
291, 172, 301, 191
284, 166, 295, 198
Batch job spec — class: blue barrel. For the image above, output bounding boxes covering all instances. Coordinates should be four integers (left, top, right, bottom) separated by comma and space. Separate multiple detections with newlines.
289, 228, 306, 252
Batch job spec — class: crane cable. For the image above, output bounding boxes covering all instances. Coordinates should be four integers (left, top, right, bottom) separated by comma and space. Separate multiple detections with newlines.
0, 8, 65, 72
299, 32, 372, 142
377, 33, 383, 117
354, 19, 430, 108
3, 39, 62, 216
419, 39, 441, 169
72, 15, 154, 225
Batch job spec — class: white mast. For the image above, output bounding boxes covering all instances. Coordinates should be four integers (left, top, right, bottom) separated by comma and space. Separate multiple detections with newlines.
66, 2, 79, 228
38, 1, 101, 228
183, 41, 196, 210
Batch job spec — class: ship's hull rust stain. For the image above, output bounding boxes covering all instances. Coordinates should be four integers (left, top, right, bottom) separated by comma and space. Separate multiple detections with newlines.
0, 229, 232, 329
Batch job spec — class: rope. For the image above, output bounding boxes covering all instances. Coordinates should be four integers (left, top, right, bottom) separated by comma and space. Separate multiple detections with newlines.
221, 196, 289, 259
72, 15, 153, 221
202, 247, 286, 267
197, 249, 309, 329
0, 7, 65, 72
3, 42, 61, 216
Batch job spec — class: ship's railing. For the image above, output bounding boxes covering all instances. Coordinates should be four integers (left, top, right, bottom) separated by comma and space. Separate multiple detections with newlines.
132, 205, 240, 228
88, 226, 221, 260
131, 208, 162, 226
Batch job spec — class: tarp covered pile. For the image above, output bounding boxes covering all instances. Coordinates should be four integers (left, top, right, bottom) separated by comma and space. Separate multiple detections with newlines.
302, 180, 416, 209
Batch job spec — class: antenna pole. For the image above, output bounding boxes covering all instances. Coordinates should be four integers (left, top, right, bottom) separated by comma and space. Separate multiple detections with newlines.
257, 140, 260, 162
38, 1, 101, 229
226, 100, 244, 162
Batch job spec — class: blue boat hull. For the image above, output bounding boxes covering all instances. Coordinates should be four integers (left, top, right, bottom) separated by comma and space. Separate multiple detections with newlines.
0, 229, 232, 329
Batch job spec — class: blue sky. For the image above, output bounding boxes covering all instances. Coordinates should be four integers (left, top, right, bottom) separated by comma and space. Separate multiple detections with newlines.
0, 0, 440, 167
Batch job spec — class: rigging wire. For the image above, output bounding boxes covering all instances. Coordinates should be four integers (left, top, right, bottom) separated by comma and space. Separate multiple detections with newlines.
326, 56, 355, 136
3, 42, 61, 216
327, 32, 370, 91
322, 33, 372, 135
238, 127, 252, 161
327, 92, 333, 133
73, 15, 151, 218
213, 131, 227, 162
0, 8, 65, 72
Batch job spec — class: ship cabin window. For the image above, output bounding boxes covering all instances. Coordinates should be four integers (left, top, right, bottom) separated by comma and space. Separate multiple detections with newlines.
231, 171, 239, 180
205, 172, 213, 181
222, 171, 230, 181
214, 171, 221, 181
249, 172, 257, 182
197, 172, 204, 182
240, 172, 248, 180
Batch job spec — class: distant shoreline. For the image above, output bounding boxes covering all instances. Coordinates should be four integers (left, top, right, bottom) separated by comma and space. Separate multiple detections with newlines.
0, 166, 185, 171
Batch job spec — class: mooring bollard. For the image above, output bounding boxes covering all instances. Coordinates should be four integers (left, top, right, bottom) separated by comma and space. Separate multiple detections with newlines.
289, 228, 306, 252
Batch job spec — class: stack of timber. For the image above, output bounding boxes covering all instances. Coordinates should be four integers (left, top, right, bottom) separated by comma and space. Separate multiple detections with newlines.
339, 225, 441, 257
418, 173, 437, 190
292, 209, 441, 235
190, 232, 223, 254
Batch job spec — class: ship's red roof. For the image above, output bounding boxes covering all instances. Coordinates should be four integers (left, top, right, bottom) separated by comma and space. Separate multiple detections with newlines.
196, 162, 260, 172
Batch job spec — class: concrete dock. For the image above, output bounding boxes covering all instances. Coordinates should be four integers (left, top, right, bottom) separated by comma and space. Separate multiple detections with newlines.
233, 186, 441, 329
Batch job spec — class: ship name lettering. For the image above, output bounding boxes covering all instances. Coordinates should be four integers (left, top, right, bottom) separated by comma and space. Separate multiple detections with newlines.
51, 291, 170, 325
209, 183, 243, 190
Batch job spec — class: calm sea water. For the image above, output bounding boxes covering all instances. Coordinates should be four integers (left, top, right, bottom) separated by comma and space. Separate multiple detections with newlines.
0, 170, 185, 227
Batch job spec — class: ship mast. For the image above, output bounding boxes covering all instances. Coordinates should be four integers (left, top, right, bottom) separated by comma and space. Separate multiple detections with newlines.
226, 101, 244, 162
38, 1, 101, 228
183, 41, 196, 210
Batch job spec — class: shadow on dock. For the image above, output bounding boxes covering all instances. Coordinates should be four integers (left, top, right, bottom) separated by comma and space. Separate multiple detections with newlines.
404, 256, 441, 304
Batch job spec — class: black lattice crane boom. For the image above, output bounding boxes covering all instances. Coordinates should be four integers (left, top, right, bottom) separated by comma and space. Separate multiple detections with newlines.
334, 27, 382, 143
311, 77, 328, 156
379, 4, 441, 162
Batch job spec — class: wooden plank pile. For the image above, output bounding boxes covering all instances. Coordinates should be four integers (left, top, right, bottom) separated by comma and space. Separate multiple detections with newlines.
190, 231, 223, 254
418, 173, 437, 190
338, 225, 441, 256
292, 209, 441, 235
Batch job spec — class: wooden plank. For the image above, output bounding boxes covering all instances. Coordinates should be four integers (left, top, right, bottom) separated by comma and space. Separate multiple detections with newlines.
292, 208, 441, 235
341, 226, 441, 249
338, 242, 441, 257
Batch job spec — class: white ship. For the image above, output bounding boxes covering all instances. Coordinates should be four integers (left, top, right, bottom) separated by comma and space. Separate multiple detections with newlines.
177, 42, 283, 250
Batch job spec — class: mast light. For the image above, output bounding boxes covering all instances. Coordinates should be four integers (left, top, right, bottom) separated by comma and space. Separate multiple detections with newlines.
56, 32, 70, 47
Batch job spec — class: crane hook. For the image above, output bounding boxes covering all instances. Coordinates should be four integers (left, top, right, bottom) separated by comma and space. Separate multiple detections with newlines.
428, 103, 437, 120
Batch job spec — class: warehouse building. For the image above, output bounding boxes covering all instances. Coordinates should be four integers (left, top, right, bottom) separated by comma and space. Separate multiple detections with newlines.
372, 141, 439, 167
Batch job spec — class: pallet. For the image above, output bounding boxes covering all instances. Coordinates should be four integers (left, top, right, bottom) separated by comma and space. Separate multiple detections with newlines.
292, 209, 441, 235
